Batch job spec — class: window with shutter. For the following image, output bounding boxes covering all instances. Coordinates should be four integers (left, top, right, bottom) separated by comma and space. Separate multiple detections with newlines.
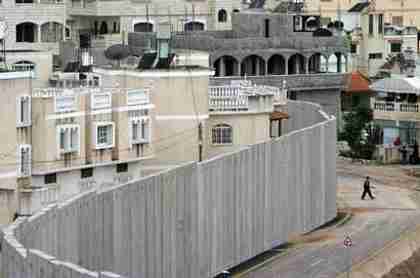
57, 125, 80, 155
16, 96, 31, 127
17, 145, 31, 177
129, 117, 150, 146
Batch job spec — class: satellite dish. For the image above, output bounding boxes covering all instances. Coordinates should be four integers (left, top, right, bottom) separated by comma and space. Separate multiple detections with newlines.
0, 20, 8, 40
104, 44, 130, 60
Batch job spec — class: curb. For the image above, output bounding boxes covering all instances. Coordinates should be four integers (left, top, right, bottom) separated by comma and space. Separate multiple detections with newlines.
337, 222, 420, 278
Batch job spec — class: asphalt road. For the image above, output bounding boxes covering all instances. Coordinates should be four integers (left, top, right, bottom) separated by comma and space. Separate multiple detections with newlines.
237, 174, 420, 278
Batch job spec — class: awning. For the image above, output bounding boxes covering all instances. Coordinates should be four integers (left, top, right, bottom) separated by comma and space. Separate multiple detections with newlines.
270, 111, 289, 121
370, 77, 420, 95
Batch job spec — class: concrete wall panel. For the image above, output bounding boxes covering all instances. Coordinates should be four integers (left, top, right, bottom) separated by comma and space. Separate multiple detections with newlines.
1, 100, 337, 278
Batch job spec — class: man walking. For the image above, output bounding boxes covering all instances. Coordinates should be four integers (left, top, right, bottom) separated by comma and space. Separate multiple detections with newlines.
361, 176, 375, 200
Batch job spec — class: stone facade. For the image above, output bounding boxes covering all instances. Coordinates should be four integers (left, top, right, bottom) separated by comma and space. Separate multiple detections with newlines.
129, 10, 349, 115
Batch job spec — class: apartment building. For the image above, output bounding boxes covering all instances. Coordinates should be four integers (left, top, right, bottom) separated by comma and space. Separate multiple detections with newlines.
342, 2, 418, 77
0, 45, 287, 223
0, 0, 254, 84
367, 47, 420, 163
308, 0, 420, 29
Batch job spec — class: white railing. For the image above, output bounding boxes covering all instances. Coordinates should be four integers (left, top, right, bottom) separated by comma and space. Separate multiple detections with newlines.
209, 82, 287, 112
209, 86, 249, 111
271, 86, 287, 105
373, 101, 419, 113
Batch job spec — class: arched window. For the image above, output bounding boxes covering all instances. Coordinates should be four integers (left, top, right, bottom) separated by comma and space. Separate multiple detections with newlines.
218, 9, 228, 22
40, 22, 64, 42
16, 22, 38, 43
99, 21, 108, 35
184, 21, 205, 32
134, 22, 153, 33
212, 124, 233, 145
13, 61, 36, 72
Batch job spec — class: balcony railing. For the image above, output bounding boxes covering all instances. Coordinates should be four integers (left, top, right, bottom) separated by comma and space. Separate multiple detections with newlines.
209, 81, 285, 112
373, 101, 419, 113
209, 86, 249, 111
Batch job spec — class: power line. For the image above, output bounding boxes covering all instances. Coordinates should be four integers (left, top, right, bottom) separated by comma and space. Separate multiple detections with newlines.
0, 125, 198, 167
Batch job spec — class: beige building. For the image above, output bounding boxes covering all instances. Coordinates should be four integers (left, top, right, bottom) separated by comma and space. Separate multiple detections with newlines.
0, 52, 286, 223
308, 0, 420, 28
342, 2, 418, 77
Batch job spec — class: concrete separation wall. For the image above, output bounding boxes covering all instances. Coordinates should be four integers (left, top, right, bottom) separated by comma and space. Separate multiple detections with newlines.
0, 101, 337, 278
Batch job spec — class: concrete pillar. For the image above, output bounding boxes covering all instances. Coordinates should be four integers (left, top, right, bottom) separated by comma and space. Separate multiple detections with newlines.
220, 56, 225, 76
305, 58, 309, 74
264, 59, 268, 76
255, 58, 260, 76
38, 25, 42, 42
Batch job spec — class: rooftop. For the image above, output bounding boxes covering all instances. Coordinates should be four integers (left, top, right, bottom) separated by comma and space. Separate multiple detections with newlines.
346, 71, 371, 93
370, 77, 420, 95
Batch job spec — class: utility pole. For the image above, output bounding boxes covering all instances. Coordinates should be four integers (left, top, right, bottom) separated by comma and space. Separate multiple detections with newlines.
198, 122, 203, 162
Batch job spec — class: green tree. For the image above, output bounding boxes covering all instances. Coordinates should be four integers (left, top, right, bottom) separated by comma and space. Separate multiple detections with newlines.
340, 106, 376, 159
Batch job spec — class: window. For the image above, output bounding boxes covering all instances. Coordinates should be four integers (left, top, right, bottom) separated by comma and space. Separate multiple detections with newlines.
17, 145, 31, 177
218, 9, 227, 23
16, 96, 31, 127
44, 173, 57, 184
369, 14, 374, 36
369, 53, 383, 59
127, 89, 149, 106
116, 163, 128, 173
378, 14, 383, 34
133, 22, 153, 33
130, 118, 150, 145
390, 42, 401, 53
57, 125, 79, 154
13, 61, 35, 72
55, 95, 76, 113
91, 92, 111, 109
264, 19, 270, 38
16, 22, 37, 42
294, 16, 303, 31
94, 122, 115, 149
212, 124, 233, 145
81, 168, 93, 179
351, 44, 357, 54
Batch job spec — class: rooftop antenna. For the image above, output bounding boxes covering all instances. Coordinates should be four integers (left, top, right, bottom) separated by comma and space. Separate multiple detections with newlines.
146, 4, 150, 22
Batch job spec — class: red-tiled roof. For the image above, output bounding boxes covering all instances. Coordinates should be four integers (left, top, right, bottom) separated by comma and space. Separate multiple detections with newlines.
346, 71, 372, 93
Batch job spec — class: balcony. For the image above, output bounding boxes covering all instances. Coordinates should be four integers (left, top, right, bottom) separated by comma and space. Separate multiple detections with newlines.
208, 81, 284, 113
0, 65, 34, 80
372, 100, 420, 121
211, 73, 347, 92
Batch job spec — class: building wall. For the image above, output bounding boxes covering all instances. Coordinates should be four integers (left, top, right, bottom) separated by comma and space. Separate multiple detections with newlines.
0, 73, 34, 223
206, 112, 271, 158
95, 68, 211, 164
0, 0, 66, 52
1, 100, 337, 278
309, 0, 420, 28
294, 89, 341, 117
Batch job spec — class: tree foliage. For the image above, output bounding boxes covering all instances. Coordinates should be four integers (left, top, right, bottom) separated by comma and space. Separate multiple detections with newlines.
340, 106, 376, 159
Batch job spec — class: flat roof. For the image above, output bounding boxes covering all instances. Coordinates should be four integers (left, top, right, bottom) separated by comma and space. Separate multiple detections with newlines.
370, 76, 420, 94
